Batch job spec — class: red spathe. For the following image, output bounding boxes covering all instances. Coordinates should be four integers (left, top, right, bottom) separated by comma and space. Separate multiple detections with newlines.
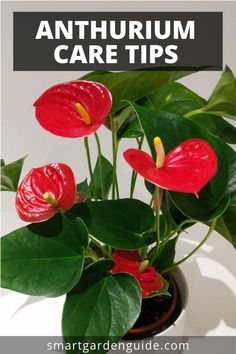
15, 163, 76, 222
124, 138, 218, 195
34, 80, 112, 138
112, 251, 164, 298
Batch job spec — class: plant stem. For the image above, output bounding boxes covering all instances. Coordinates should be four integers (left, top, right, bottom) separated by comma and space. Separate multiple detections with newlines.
94, 132, 105, 200
130, 136, 144, 198
156, 218, 195, 259
169, 218, 196, 239
161, 218, 217, 274
85, 252, 99, 262
150, 186, 161, 264
184, 108, 203, 118
84, 137, 97, 200
89, 235, 111, 258
149, 193, 155, 206
110, 116, 120, 199
108, 246, 113, 258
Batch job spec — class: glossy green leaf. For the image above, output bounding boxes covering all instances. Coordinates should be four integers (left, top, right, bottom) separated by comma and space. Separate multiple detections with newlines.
1, 214, 88, 297
149, 81, 236, 144
62, 261, 141, 351
132, 103, 236, 220
77, 179, 90, 196
114, 105, 133, 133
162, 191, 191, 230
116, 98, 152, 139
213, 206, 236, 248
90, 155, 113, 199
170, 193, 229, 222
154, 238, 177, 274
149, 81, 204, 115
187, 66, 236, 120
1, 156, 27, 192
69, 199, 155, 249
82, 70, 196, 113
121, 117, 144, 138
192, 115, 236, 145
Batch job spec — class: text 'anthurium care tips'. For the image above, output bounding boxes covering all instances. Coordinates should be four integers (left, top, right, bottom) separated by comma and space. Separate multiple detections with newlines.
111, 251, 164, 298
15, 163, 76, 222
33, 80, 112, 138
124, 137, 218, 196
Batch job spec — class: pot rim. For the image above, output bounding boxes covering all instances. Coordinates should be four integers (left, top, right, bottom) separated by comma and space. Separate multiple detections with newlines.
158, 266, 189, 336
125, 266, 189, 339
126, 271, 178, 338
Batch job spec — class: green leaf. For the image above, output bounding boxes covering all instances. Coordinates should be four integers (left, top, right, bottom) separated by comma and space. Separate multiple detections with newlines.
82, 70, 196, 113
62, 261, 141, 351
1, 159, 5, 166
114, 105, 134, 133
170, 193, 229, 222
69, 199, 155, 249
148, 279, 171, 298
1, 214, 88, 297
213, 206, 236, 248
149, 81, 236, 144
77, 179, 91, 200
192, 115, 236, 145
188, 66, 236, 120
149, 81, 205, 115
121, 117, 143, 139
132, 104, 235, 220
1, 156, 27, 192
116, 98, 152, 139
90, 155, 113, 199
154, 237, 178, 274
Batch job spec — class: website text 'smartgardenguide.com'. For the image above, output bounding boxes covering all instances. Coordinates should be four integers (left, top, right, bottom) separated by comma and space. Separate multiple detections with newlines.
46, 339, 189, 353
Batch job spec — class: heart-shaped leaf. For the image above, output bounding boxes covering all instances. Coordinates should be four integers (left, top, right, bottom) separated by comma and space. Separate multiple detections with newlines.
81, 70, 196, 113
148, 81, 236, 144
1, 156, 27, 192
186, 66, 236, 120
62, 260, 141, 353
69, 199, 155, 249
1, 214, 88, 297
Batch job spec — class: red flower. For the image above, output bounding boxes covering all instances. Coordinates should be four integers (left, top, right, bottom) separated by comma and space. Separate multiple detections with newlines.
34, 80, 112, 138
111, 251, 164, 298
15, 163, 76, 222
124, 138, 217, 196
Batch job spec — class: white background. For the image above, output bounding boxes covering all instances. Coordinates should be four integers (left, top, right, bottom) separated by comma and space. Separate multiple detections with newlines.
1, 1, 236, 336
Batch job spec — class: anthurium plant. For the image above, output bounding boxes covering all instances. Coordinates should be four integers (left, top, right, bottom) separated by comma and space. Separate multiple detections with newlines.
1, 66, 236, 350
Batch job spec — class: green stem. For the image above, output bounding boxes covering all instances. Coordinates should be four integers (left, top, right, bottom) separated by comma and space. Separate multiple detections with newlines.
150, 187, 161, 264
94, 132, 105, 200
84, 137, 97, 200
149, 193, 155, 206
85, 252, 99, 262
110, 116, 120, 199
184, 108, 203, 118
130, 135, 144, 198
161, 219, 217, 274
89, 236, 111, 258
169, 218, 196, 239
108, 246, 113, 258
